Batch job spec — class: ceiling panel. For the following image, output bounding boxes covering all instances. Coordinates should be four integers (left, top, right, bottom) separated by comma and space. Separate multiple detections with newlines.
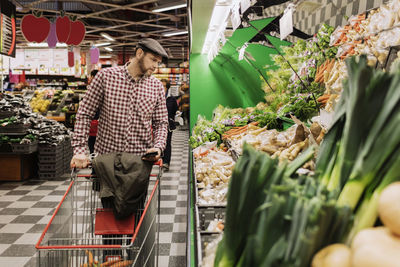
12, 0, 189, 61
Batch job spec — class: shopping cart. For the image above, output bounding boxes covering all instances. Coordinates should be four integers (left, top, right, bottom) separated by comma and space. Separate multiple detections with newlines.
35, 160, 162, 267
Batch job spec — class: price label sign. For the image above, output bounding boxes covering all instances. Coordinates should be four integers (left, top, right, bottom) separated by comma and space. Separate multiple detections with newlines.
220, 32, 226, 46
240, 0, 251, 14
279, 7, 294, 40
238, 43, 248, 61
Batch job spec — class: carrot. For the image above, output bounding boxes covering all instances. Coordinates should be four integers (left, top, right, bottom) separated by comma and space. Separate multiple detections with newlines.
109, 260, 133, 267
86, 250, 94, 267
199, 150, 209, 157
317, 95, 330, 102
100, 259, 122, 267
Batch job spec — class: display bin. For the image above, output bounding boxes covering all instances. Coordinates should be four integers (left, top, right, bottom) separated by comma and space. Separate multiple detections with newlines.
0, 143, 13, 153
196, 206, 225, 232
38, 152, 63, 163
11, 140, 39, 154
0, 123, 31, 134
38, 160, 64, 172
383, 45, 400, 70
38, 171, 65, 180
0, 110, 16, 119
197, 232, 221, 263
38, 143, 64, 156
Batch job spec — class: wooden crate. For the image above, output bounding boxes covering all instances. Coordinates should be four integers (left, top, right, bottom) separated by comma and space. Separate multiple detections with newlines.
0, 154, 37, 181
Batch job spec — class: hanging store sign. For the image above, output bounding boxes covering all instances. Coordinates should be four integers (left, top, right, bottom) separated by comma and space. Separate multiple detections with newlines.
280, 4, 294, 40
240, 0, 251, 14
231, 3, 241, 31
0, 0, 16, 57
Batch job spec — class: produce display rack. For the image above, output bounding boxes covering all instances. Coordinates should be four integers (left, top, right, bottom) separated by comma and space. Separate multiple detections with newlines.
0, 123, 31, 134
191, 151, 226, 266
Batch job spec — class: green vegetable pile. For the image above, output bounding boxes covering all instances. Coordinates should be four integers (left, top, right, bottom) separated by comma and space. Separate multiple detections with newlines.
213, 56, 400, 266
214, 144, 351, 267
0, 116, 17, 127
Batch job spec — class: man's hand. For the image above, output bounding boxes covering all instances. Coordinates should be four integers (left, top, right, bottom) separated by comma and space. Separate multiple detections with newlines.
70, 154, 90, 169
142, 148, 162, 162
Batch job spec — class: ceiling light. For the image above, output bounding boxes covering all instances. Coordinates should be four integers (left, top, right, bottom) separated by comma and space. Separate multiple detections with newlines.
94, 42, 111, 47
163, 30, 188, 37
104, 47, 113, 52
27, 43, 67, 47
99, 55, 112, 59
100, 33, 115, 41
152, 1, 186, 12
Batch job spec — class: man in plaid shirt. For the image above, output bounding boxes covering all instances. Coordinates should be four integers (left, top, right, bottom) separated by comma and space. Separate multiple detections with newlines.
71, 38, 169, 168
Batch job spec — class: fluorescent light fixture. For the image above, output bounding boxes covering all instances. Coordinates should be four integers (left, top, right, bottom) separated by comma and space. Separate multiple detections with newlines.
201, 5, 231, 54
100, 32, 115, 41
104, 47, 113, 52
27, 42, 67, 47
202, 0, 241, 60
152, 1, 186, 12
94, 42, 111, 47
99, 55, 112, 59
163, 30, 188, 37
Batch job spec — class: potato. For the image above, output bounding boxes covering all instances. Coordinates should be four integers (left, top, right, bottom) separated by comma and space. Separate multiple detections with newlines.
352, 227, 400, 267
378, 182, 400, 236
311, 244, 351, 267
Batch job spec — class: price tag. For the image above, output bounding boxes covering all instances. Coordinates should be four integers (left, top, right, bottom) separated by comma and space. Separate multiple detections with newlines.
231, 3, 241, 31
240, 0, 251, 14
238, 43, 248, 61
220, 32, 226, 46
279, 6, 294, 40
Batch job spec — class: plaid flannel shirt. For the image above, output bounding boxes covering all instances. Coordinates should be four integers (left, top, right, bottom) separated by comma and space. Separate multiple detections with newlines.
72, 64, 168, 156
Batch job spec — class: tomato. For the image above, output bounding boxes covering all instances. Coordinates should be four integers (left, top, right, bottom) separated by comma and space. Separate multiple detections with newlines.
66, 20, 85, 46
21, 14, 50, 43
55, 15, 71, 43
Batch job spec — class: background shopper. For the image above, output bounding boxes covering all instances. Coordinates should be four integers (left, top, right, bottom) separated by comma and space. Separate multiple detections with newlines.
161, 79, 178, 171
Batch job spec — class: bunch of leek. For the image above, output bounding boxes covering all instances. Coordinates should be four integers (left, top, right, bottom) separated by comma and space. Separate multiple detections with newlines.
315, 55, 400, 239
214, 144, 350, 267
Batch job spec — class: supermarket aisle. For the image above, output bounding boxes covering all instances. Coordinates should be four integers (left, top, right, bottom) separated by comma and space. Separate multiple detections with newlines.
0, 130, 189, 267
158, 130, 189, 267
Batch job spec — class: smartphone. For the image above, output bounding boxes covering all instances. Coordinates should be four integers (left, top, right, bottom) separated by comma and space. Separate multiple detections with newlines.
143, 151, 158, 158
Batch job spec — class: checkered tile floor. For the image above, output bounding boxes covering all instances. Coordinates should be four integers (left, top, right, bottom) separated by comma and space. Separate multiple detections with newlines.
0, 130, 189, 267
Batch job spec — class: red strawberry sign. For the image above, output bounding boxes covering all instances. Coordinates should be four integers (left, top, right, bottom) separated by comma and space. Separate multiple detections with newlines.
56, 14, 71, 43
21, 12, 50, 43
66, 20, 85, 46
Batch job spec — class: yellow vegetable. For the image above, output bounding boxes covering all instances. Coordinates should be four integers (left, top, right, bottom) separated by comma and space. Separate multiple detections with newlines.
378, 182, 400, 236
311, 244, 351, 267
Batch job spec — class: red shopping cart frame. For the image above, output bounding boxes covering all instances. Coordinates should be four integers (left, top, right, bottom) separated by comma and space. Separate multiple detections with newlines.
35, 167, 160, 250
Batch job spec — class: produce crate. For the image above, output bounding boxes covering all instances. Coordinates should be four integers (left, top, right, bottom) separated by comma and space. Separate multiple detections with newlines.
38, 153, 63, 164
383, 45, 400, 71
38, 160, 64, 172
197, 232, 221, 262
0, 123, 31, 134
38, 143, 64, 156
197, 206, 225, 232
11, 140, 38, 154
38, 171, 64, 180
0, 143, 12, 153
0, 111, 16, 119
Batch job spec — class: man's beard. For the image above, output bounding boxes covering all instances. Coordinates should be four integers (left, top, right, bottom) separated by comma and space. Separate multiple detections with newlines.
138, 57, 153, 77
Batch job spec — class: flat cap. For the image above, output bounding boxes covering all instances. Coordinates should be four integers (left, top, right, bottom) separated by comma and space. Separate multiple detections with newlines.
138, 38, 168, 59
